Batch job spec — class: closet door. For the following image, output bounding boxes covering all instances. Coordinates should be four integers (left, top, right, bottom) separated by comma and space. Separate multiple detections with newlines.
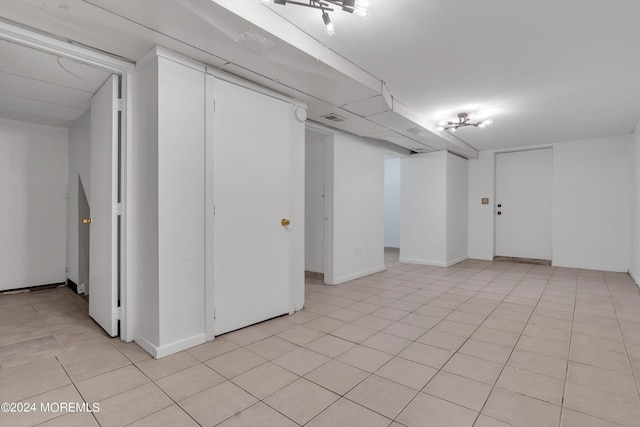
210, 78, 292, 335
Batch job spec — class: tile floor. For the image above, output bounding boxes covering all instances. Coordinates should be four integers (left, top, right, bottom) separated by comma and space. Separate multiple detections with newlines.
1, 251, 640, 426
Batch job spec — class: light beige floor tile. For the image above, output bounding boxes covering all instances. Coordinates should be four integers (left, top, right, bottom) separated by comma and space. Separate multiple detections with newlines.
305, 359, 369, 395
483, 387, 561, 427
371, 307, 410, 321
361, 332, 412, 355
398, 342, 453, 369
432, 320, 477, 337
474, 414, 515, 427
326, 308, 366, 322
0, 384, 84, 427
264, 378, 339, 425
442, 353, 503, 385
459, 339, 512, 364
331, 323, 380, 343
205, 348, 266, 378
245, 336, 298, 360
382, 322, 427, 340
276, 325, 325, 346
180, 381, 257, 427
272, 347, 330, 376
304, 334, 355, 357
417, 329, 467, 351
36, 412, 100, 427
109, 340, 152, 364
288, 309, 321, 324
523, 323, 571, 343
507, 349, 567, 379
399, 313, 441, 329
305, 316, 347, 333
345, 375, 417, 419
135, 351, 199, 381
223, 326, 271, 346
564, 380, 640, 426
516, 335, 570, 359
424, 371, 492, 411
396, 392, 478, 427
347, 301, 383, 314
155, 363, 225, 401
375, 356, 437, 390
561, 408, 626, 427
186, 337, 239, 362
76, 365, 149, 403
127, 405, 199, 427
496, 365, 564, 404
60, 346, 131, 382
0, 357, 70, 402
218, 402, 298, 427
567, 361, 638, 398
94, 382, 173, 427
306, 397, 390, 427
232, 361, 298, 399
337, 345, 393, 372
569, 343, 632, 374
256, 316, 298, 335
471, 327, 520, 348
482, 317, 526, 334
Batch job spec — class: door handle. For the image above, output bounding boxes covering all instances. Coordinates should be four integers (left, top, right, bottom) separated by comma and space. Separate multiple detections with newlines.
281, 218, 291, 227
82, 218, 92, 224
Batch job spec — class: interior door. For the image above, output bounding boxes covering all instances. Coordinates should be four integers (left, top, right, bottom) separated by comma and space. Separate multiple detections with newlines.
89, 74, 119, 337
495, 148, 553, 260
212, 78, 291, 336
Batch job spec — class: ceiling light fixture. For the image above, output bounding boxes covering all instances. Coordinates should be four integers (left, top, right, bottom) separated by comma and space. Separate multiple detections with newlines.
259, 0, 373, 35
437, 113, 493, 132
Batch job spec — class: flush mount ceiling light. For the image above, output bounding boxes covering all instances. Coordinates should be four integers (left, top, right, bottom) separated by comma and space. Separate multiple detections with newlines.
437, 112, 493, 133
259, 0, 373, 35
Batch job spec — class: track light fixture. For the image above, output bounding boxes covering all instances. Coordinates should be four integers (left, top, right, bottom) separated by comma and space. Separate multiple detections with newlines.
259, 0, 373, 34
437, 113, 494, 132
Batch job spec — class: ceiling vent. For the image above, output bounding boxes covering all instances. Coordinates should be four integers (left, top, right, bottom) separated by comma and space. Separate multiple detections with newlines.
322, 113, 346, 122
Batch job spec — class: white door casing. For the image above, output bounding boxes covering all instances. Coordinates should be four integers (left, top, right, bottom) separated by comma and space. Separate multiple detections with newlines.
210, 78, 291, 336
89, 74, 119, 337
495, 148, 553, 260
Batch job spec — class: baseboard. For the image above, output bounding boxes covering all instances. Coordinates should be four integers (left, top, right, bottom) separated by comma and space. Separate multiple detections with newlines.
384, 247, 400, 252
631, 270, 640, 288
332, 265, 386, 285
0, 282, 65, 294
400, 258, 446, 267
305, 271, 324, 281
134, 332, 207, 359
467, 254, 494, 261
551, 260, 629, 273
399, 256, 467, 267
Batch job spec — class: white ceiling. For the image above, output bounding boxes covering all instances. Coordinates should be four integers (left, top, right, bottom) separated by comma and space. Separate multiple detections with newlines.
263, 0, 640, 150
0, 37, 111, 127
2, 0, 640, 150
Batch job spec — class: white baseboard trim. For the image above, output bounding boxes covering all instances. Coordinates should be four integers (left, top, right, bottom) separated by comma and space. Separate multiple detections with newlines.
134, 333, 207, 359
467, 254, 494, 261
551, 260, 629, 273
332, 266, 386, 285
446, 256, 469, 267
631, 270, 640, 288
399, 256, 468, 267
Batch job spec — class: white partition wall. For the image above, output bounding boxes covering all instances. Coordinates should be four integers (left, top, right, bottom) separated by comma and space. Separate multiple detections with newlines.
400, 151, 468, 267
134, 50, 206, 357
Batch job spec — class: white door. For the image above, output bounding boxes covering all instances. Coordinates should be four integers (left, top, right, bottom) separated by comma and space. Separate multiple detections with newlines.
211, 79, 291, 336
495, 148, 553, 260
89, 75, 119, 337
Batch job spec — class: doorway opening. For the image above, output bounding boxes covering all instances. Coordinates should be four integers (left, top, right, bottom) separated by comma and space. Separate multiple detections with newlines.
384, 154, 402, 264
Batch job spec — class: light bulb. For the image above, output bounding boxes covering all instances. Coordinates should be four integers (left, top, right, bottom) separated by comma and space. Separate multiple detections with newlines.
450, 127, 457, 133
484, 119, 494, 126
322, 12, 335, 35
354, 0, 373, 18
439, 120, 448, 126
478, 123, 486, 128
437, 126, 445, 131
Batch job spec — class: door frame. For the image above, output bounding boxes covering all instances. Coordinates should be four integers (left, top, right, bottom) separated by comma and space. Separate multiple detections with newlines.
0, 21, 136, 341
493, 146, 554, 260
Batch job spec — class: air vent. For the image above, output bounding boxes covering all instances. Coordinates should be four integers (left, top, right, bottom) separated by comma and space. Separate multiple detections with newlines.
321, 113, 346, 122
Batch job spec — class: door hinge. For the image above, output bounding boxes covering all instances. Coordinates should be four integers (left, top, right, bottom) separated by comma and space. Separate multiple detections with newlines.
115, 203, 123, 216
114, 306, 122, 320
213, 205, 216, 216
115, 98, 123, 111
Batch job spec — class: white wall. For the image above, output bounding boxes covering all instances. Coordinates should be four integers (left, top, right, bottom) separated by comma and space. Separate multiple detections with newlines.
447, 153, 469, 263
305, 130, 325, 273
331, 132, 386, 284
400, 151, 447, 264
0, 118, 68, 290
629, 124, 639, 285
553, 137, 631, 271
384, 158, 401, 248
468, 135, 632, 272
66, 111, 91, 286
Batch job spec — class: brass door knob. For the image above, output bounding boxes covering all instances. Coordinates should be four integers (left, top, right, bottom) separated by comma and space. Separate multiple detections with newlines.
281, 218, 291, 227
82, 218, 92, 224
